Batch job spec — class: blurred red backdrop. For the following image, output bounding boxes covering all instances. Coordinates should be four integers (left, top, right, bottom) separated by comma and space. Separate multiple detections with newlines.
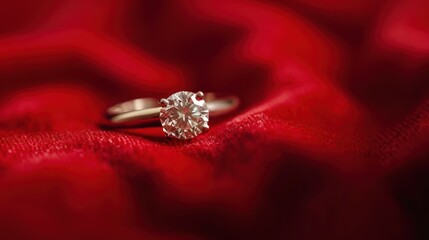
0, 0, 429, 239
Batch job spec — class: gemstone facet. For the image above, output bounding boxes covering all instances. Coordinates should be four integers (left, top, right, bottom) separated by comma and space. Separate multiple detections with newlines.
160, 91, 209, 139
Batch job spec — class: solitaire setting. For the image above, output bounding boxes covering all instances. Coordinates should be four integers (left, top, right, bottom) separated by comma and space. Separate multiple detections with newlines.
159, 91, 209, 139
106, 91, 238, 140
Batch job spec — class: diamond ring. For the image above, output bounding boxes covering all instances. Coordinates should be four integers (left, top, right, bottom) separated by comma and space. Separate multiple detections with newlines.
106, 91, 239, 139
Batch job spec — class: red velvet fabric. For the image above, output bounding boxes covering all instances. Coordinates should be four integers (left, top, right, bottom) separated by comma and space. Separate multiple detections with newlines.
1, 0, 429, 239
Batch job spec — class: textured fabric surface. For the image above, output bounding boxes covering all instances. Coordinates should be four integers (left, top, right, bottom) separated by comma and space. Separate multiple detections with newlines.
1, 0, 429, 239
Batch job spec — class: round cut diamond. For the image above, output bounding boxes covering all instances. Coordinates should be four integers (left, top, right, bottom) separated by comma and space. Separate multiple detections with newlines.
160, 91, 209, 139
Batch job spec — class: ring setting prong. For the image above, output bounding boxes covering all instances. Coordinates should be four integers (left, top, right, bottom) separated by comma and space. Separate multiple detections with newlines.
159, 98, 169, 107
196, 91, 204, 101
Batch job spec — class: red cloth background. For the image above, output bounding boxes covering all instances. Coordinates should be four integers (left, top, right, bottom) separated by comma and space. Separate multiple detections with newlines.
0, 0, 429, 239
